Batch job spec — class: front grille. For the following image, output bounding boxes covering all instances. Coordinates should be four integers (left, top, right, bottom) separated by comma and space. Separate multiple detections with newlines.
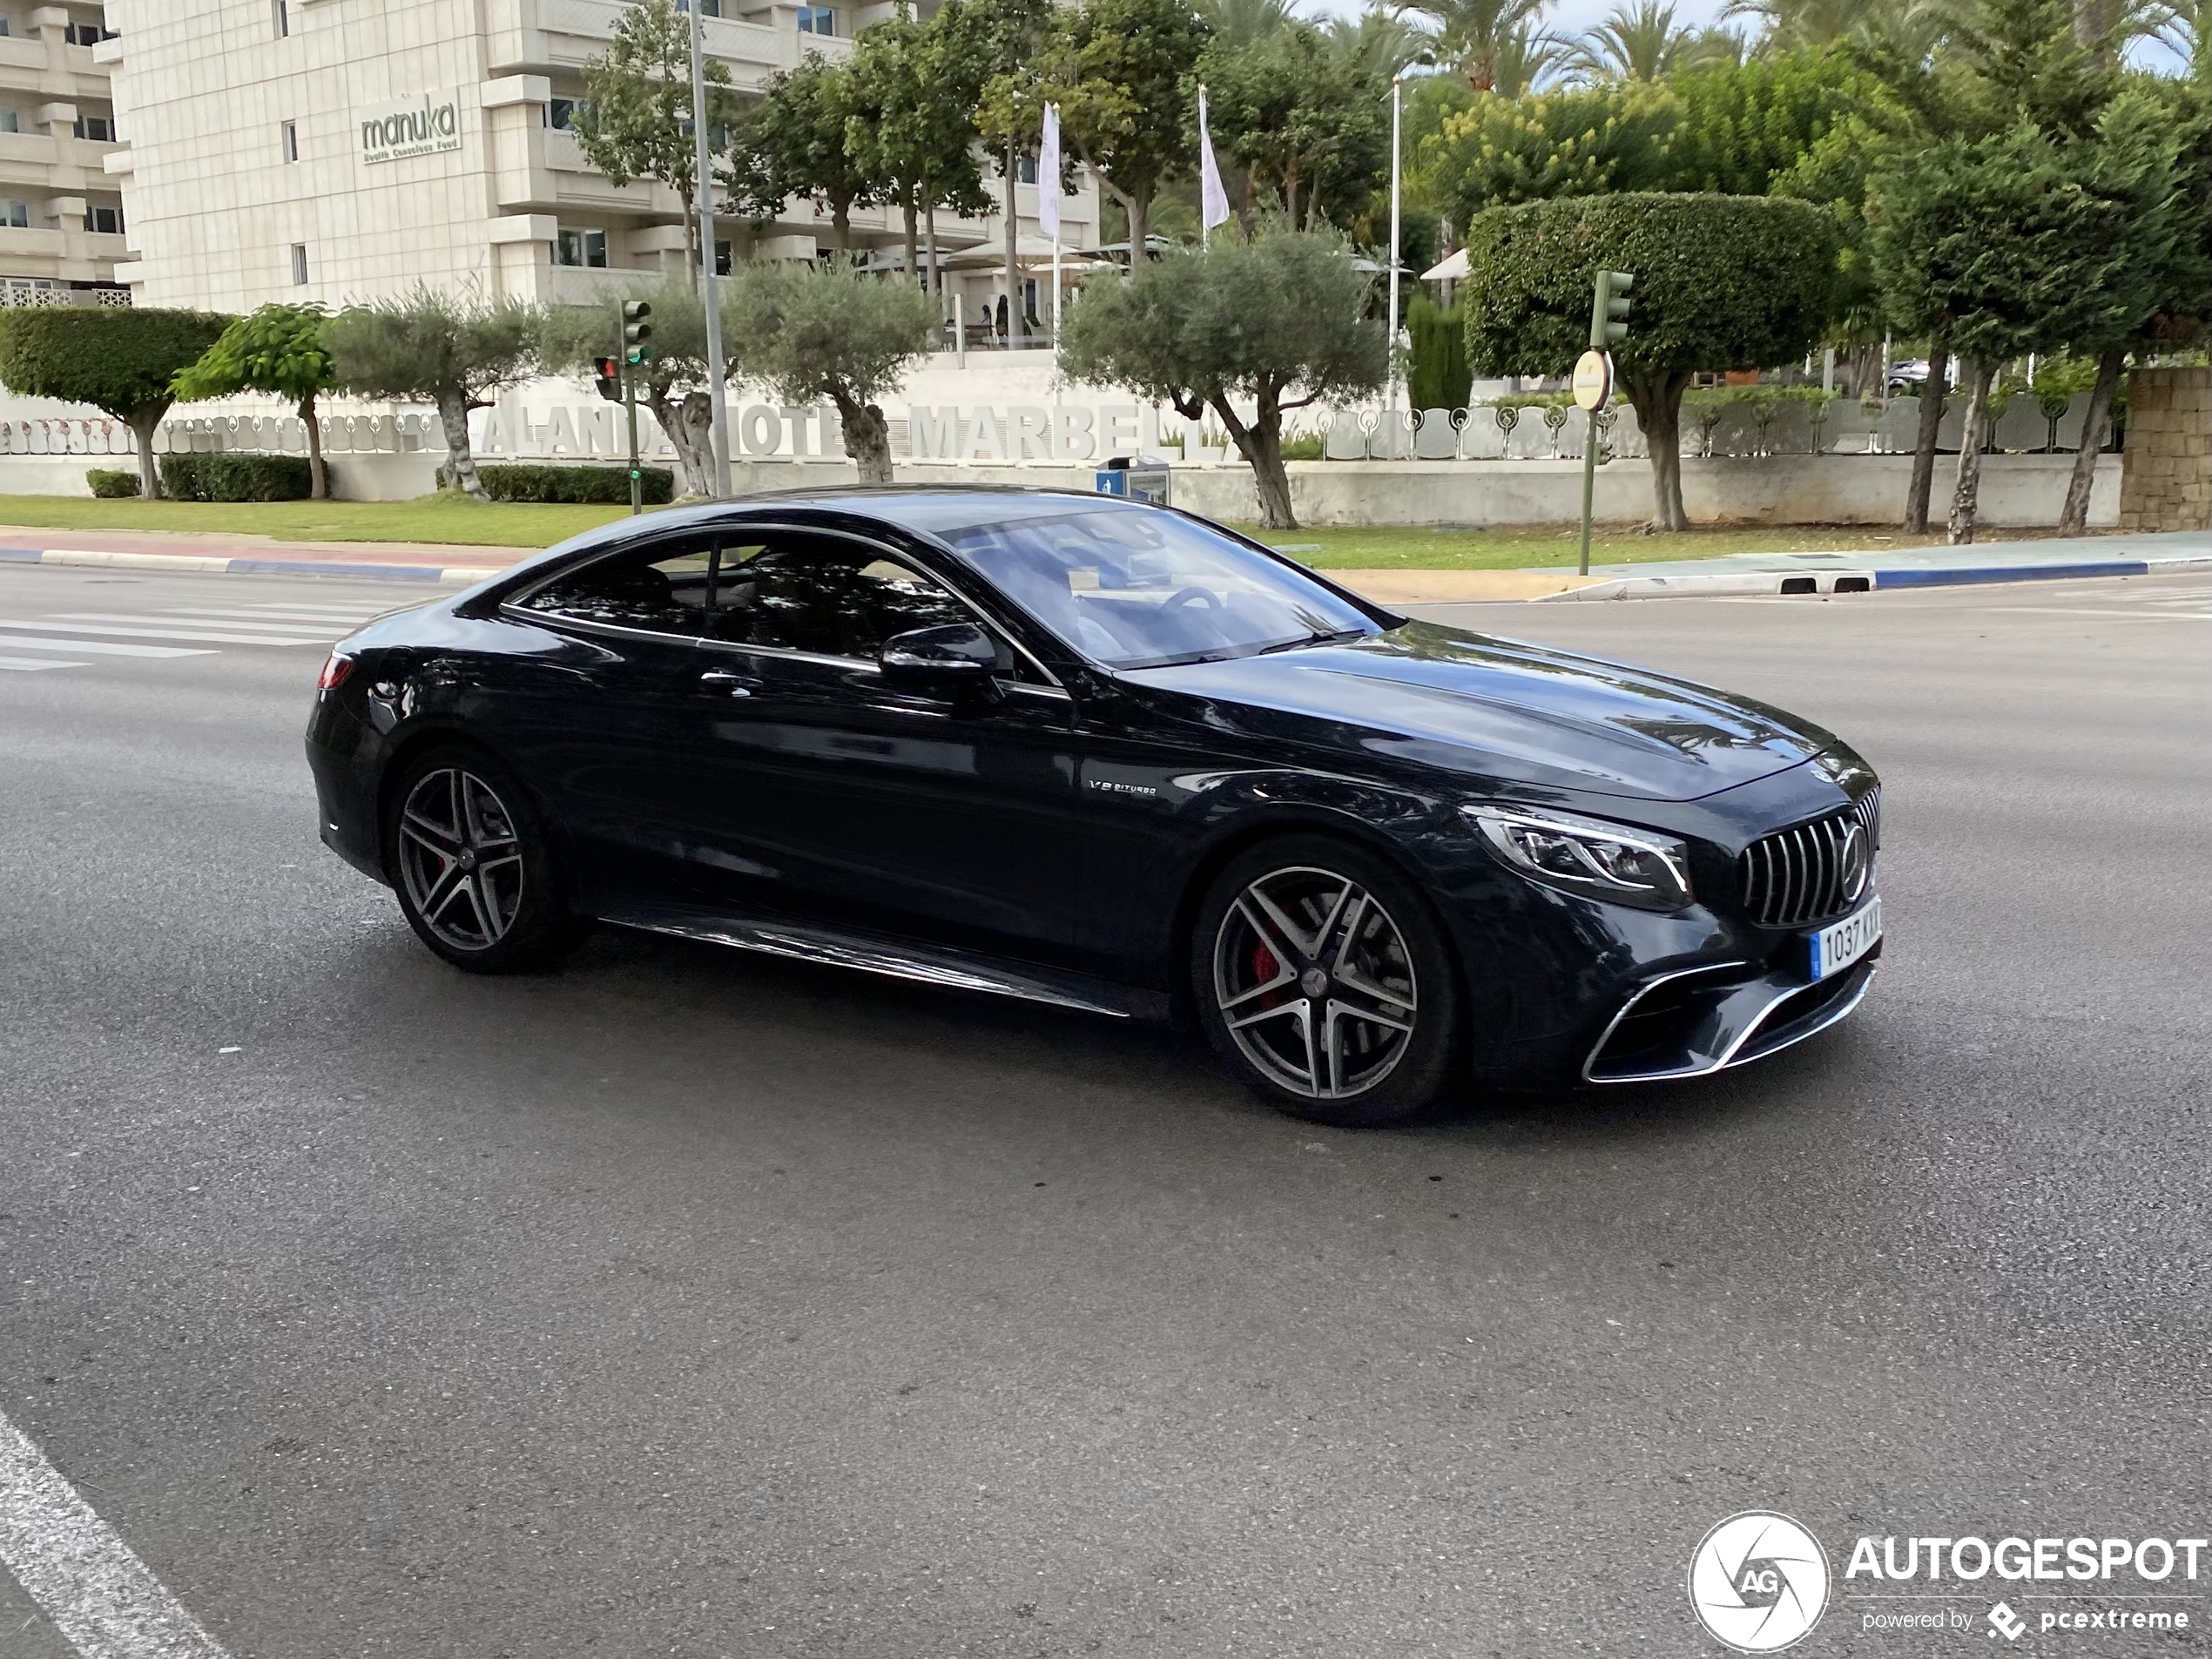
1739, 787, 1880, 928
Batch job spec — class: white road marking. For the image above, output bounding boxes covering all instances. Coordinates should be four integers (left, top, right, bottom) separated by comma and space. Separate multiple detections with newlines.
0, 1407, 232, 1658
236, 603, 397, 618
0, 636, 215, 659
0, 621, 326, 646
159, 607, 384, 625
1985, 607, 2212, 620
0, 655, 87, 671
52, 613, 340, 637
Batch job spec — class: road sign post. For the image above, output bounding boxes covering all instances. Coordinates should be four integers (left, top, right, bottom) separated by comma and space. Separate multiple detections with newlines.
1576, 270, 1632, 577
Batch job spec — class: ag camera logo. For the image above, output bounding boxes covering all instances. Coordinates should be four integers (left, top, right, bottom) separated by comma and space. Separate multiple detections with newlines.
1689, 1512, 1832, 1652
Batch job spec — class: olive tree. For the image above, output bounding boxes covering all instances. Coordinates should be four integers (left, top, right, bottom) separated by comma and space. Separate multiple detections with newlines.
541, 281, 728, 497
1056, 228, 1387, 529
324, 287, 541, 498
0, 307, 231, 498
171, 303, 339, 498
1461, 192, 1838, 530
720, 259, 938, 484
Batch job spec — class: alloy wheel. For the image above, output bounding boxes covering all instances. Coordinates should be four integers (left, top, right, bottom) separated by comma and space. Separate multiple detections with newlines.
1211, 866, 1420, 1100
396, 767, 525, 952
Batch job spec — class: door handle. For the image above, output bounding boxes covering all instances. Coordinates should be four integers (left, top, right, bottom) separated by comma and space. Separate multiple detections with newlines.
699, 668, 762, 698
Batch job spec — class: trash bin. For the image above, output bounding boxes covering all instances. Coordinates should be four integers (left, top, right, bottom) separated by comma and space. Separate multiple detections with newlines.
1096, 455, 1172, 506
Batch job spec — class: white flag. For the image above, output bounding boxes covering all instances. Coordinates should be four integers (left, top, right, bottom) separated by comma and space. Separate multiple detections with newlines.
1038, 102, 1061, 241
1197, 85, 1229, 235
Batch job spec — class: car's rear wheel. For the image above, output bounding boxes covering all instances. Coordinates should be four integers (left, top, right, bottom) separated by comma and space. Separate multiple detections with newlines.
1191, 836, 1463, 1127
386, 745, 580, 974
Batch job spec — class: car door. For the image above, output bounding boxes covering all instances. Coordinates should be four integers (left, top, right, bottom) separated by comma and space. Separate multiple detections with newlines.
667, 527, 1088, 960
481, 531, 717, 907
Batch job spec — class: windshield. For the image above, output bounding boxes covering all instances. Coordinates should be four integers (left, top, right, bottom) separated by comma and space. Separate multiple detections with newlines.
935, 507, 1379, 670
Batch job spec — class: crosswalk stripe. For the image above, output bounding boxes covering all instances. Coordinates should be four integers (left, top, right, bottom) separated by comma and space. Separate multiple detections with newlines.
162, 607, 387, 624
0, 654, 87, 671
0, 634, 215, 658
0, 619, 327, 645
55, 610, 341, 635
236, 603, 398, 617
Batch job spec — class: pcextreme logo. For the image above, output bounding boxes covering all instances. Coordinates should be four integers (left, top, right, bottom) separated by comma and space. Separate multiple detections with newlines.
1689, 1513, 1833, 1652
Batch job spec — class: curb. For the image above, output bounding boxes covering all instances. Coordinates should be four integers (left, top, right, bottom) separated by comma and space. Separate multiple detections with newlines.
1541, 553, 2212, 602
0, 545, 500, 583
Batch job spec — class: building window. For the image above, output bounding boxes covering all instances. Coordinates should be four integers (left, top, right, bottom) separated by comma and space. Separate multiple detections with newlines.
84, 204, 124, 234
273, 0, 289, 37
281, 120, 299, 162
1016, 154, 1036, 184
676, 0, 723, 12
74, 114, 117, 142
291, 243, 308, 285
796, 5, 833, 33
555, 228, 608, 268
0, 200, 29, 228
0, 110, 17, 134
547, 97, 593, 131
715, 239, 732, 277
64, 21, 115, 44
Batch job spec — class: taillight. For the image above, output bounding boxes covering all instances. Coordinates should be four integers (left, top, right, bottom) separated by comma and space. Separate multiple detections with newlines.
318, 652, 354, 691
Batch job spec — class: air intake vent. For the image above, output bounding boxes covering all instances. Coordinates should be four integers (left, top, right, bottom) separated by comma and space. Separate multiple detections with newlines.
1739, 788, 1880, 928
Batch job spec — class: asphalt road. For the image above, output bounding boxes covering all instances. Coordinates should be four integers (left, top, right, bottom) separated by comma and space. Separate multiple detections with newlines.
2, 563, 2208, 1659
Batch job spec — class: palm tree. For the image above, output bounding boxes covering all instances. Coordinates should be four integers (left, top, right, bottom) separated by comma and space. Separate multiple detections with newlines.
1394, 0, 1557, 90
1561, 0, 1703, 78
1198, 0, 1296, 46
1490, 19, 1569, 90
1325, 6, 1435, 77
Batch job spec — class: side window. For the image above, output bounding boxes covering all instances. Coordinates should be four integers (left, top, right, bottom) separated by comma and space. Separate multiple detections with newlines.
702, 533, 975, 662
510, 538, 716, 637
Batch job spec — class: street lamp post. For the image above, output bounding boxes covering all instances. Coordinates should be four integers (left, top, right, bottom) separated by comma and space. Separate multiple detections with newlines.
1383, 53, 1433, 455
689, 0, 731, 498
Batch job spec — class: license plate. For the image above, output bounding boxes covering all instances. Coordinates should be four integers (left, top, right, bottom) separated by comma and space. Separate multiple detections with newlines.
1809, 895, 1881, 981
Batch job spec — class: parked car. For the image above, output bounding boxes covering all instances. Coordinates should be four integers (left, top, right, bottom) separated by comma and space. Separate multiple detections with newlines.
307, 490, 1882, 1126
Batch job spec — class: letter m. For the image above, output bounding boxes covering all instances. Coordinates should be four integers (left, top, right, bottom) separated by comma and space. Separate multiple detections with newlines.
909, 406, 953, 460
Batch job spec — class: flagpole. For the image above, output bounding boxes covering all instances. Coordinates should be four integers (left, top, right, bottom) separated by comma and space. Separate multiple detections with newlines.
1386, 66, 1404, 445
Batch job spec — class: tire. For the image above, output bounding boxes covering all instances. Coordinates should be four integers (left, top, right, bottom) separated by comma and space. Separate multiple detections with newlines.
383, 744, 582, 974
1190, 834, 1463, 1128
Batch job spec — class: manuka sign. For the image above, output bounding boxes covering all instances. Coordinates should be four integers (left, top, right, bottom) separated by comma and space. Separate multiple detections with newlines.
358, 93, 461, 165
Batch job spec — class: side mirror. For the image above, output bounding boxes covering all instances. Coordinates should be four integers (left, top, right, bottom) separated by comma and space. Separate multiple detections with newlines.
879, 622, 1004, 702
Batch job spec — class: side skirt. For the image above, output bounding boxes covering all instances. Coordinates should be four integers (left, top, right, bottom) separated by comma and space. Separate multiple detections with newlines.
603, 900, 1172, 1024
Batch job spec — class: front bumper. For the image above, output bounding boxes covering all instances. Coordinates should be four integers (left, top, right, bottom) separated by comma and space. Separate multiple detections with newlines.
1580, 946, 1880, 1082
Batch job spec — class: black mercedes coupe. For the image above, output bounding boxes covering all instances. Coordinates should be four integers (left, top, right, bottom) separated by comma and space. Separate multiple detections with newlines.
306, 489, 1883, 1126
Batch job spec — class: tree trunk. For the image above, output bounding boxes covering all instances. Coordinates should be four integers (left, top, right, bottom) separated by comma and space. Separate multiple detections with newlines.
1212, 391, 1295, 529
1946, 359, 1995, 545
1623, 369, 1691, 530
436, 388, 485, 497
902, 190, 921, 288
643, 385, 714, 496
300, 390, 326, 500
832, 199, 852, 254
1126, 192, 1148, 267
1003, 138, 1024, 345
2058, 347, 2124, 537
126, 406, 165, 499
831, 388, 893, 484
924, 195, 939, 296
1904, 336, 1949, 533
680, 186, 700, 292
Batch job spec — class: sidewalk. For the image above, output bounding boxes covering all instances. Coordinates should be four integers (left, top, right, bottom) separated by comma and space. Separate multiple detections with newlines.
0, 523, 520, 583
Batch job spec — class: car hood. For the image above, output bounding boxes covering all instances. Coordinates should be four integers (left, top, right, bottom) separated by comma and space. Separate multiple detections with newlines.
1116, 620, 1839, 803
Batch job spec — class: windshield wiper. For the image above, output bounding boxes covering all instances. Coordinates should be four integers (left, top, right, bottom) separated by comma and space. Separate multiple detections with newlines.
1255, 628, 1369, 656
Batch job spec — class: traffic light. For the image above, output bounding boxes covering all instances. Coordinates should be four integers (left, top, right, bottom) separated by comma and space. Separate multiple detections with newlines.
1589, 269, 1632, 350
622, 299, 653, 365
592, 355, 621, 401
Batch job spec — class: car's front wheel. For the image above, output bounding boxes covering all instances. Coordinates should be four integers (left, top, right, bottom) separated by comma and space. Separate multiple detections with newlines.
385, 745, 580, 974
1191, 836, 1463, 1127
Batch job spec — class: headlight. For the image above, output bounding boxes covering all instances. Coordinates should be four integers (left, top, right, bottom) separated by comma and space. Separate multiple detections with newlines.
1461, 803, 1695, 912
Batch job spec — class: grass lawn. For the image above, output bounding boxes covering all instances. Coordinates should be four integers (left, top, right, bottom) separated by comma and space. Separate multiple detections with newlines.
1238, 523, 2001, 570
0, 492, 2095, 570
0, 494, 639, 548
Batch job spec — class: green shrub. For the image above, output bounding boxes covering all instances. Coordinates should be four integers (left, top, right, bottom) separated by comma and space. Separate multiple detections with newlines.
1279, 433, 1324, 461
476, 462, 673, 504
86, 467, 140, 498
1406, 293, 1472, 411
158, 451, 314, 502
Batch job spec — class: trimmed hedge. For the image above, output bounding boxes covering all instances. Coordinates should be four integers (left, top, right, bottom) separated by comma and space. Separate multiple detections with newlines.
478, 463, 674, 504
158, 452, 314, 502
87, 468, 140, 498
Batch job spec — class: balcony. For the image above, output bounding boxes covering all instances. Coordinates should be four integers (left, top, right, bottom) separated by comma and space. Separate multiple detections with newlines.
488, 0, 807, 82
